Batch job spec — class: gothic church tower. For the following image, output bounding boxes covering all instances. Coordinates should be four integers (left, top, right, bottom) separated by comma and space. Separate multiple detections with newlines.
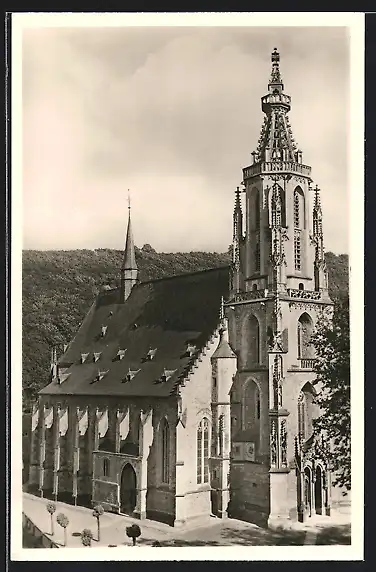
227, 49, 333, 527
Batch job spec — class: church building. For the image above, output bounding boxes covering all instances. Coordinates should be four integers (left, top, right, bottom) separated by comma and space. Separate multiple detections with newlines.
27, 49, 334, 529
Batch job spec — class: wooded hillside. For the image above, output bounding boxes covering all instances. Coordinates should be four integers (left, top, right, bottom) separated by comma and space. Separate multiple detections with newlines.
22, 247, 348, 412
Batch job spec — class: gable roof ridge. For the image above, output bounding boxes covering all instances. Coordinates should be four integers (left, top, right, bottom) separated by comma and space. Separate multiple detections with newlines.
169, 325, 222, 395
139, 264, 230, 286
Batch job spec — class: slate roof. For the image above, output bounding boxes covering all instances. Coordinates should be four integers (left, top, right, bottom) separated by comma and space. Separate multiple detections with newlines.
40, 266, 230, 398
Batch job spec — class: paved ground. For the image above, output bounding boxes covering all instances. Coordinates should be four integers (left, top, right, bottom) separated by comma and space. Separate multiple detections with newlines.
23, 492, 351, 548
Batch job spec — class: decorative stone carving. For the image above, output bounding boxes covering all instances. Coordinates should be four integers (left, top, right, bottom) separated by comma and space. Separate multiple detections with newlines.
289, 302, 323, 311
288, 289, 321, 300
270, 420, 277, 466
280, 420, 287, 467
272, 354, 283, 409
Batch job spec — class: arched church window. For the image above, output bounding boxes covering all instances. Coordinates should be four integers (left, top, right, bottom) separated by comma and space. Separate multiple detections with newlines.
298, 384, 315, 441
250, 188, 260, 231
197, 418, 210, 484
298, 393, 306, 440
103, 458, 110, 477
294, 188, 305, 230
294, 191, 300, 228
255, 190, 260, 229
255, 387, 261, 420
218, 415, 224, 456
161, 418, 170, 484
299, 283, 304, 290
297, 313, 314, 359
271, 185, 285, 227
294, 188, 305, 271
255, 241, 261, 273
243, 380, 261, 432
248, 315, 260, 365
294, 234, 301, 271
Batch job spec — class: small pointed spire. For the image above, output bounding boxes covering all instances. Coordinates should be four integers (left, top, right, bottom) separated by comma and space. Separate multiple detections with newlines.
121, 190, 138, 302
219, 296, 225, 321
122, 190, 137, 271
234, 186, 242, 212
314, 184, 321, 209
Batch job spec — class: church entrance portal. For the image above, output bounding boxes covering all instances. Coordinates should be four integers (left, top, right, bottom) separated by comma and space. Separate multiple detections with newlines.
120, 464, 137, 515
315, 465, 323, 515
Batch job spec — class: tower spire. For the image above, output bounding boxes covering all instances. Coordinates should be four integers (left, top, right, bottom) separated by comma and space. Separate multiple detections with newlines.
252, 48, 301, 165
121, 190, 138, 302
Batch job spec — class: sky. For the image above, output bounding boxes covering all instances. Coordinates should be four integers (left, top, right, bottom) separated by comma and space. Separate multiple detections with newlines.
21, 25, 350, 254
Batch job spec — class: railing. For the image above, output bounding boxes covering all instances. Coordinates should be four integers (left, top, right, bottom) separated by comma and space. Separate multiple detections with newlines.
243, 161, 311, 179
261, 93, 291, 106
229, 289, 267, 303
298, 358, 316, 370
287, 289, 321, 301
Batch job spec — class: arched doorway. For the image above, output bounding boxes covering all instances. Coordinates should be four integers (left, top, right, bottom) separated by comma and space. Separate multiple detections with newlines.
304, 467, 312, 517
315, 465, 323, 515
120, 464, 137, 515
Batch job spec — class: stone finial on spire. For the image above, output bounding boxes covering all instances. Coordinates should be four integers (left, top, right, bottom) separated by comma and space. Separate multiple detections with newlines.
121, 190, 138, 302
269, 47, 283, 88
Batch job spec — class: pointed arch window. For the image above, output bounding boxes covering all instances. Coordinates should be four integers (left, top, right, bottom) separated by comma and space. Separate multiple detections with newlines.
255, 386, 261, 420
255, 190, 260, 229
297, 313, 314, 359
197, 418, 210, 484
255, 240, 261, 273
298, 393, 306, 440
271, 185, 284, 227
161, 418, 170, 484
294, 234, 301, 271
218, 415, 224, 456
294, 191, 300, 228
248, 315, 260, 365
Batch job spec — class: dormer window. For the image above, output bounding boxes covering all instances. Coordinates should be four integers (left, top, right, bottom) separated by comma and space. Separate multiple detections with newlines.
57, 373, 71, 385
159, 369, 176, 383
186, 344, 196, 357
81, 353, 89, 364
123, 368, 140, 383
147, 348, 157, 361
116, 349, 127, 361
93, 352, 102, 363
95, 370, 108, 382
101, 326, 108, 337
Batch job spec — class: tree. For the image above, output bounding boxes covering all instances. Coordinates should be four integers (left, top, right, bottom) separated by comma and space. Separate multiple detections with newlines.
92, 504, 104, 541
46, 502, 56, 536
311, 297, 350, 492
81, 529, 93, 547
126, 524, 141, 546
56, 513, 69, 547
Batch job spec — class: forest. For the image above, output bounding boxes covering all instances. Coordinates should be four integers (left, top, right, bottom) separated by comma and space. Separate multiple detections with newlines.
22, 246, 349, 412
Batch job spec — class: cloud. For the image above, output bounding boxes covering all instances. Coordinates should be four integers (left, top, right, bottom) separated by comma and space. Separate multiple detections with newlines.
22, 26, 349, 253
